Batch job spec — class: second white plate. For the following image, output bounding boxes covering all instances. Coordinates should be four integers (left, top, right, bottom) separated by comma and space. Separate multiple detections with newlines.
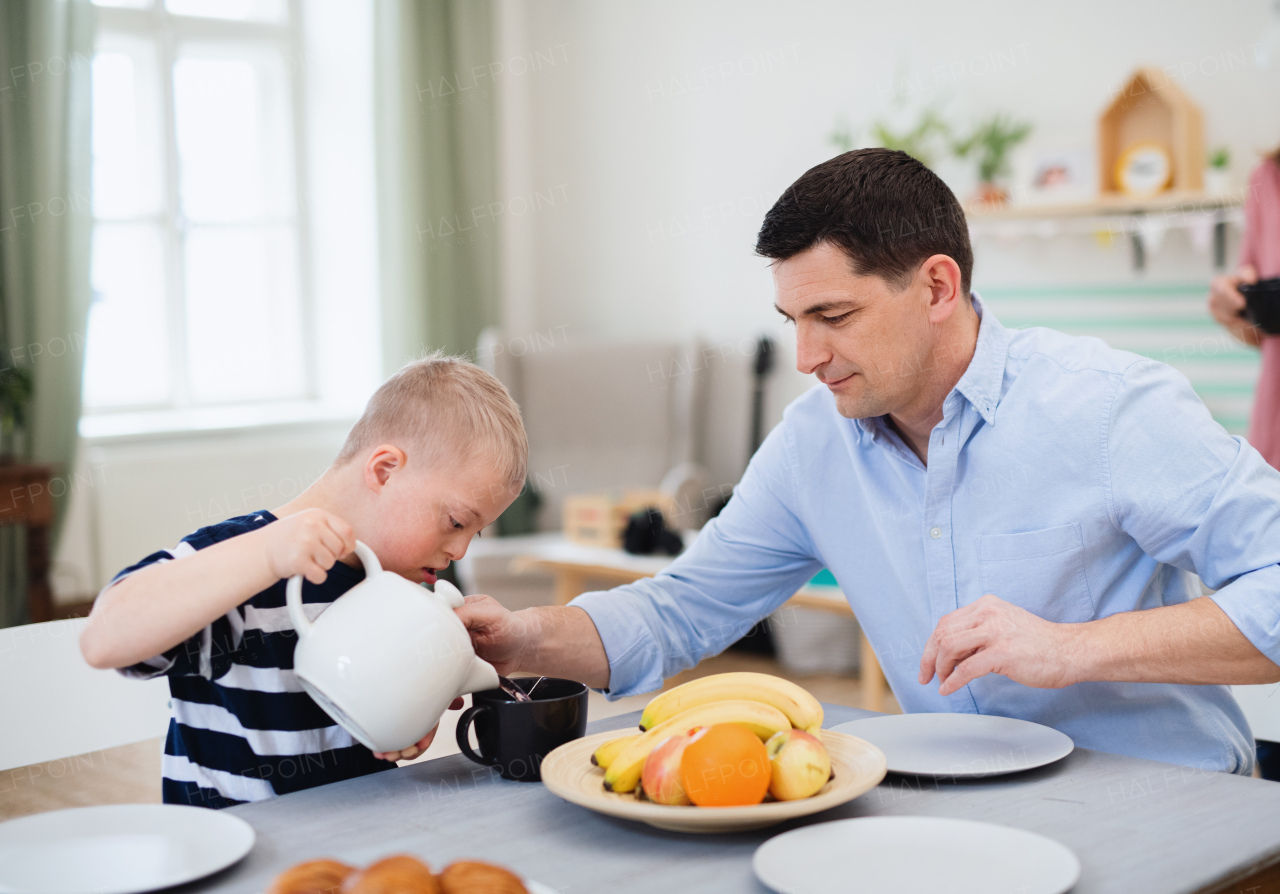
0, 804, 255, 894
830, 712, 1073, 777
753, 816, 1081, 894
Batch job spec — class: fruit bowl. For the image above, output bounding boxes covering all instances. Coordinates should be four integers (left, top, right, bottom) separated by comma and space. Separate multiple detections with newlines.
539, 729, 886, 833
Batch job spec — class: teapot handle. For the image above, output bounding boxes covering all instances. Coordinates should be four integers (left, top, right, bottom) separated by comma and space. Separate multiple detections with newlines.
286, 539, 383, 639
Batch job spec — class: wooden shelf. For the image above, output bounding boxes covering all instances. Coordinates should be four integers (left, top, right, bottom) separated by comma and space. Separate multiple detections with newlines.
965, 190, 1244, 272
966, 190, 1242, 221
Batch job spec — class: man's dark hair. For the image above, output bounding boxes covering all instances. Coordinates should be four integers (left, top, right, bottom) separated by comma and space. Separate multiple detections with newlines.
755, 148, 973, 295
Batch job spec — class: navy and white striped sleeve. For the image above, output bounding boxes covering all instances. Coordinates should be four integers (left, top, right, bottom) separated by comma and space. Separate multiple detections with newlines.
109, 541, 245, 681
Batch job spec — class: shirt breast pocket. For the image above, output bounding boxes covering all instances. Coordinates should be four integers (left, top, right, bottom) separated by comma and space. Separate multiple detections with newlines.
978, 523, 1095, 623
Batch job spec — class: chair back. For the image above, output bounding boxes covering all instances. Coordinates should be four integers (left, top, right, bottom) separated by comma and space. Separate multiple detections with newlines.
0, 618, 170, 771
1233, 684, 1280, 744
482, 333, 706, 531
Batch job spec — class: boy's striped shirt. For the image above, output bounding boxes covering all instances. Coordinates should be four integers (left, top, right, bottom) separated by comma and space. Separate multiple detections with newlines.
113, 511, 392, 808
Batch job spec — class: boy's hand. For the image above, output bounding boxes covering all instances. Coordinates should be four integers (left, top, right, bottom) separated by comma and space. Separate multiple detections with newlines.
456, 594, 535, 676
372, 697, 465, 761
262, 508, 356, 584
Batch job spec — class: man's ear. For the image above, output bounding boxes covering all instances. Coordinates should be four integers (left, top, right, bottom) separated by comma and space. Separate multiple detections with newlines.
364, 444, 408, 492
919, 254, 965, 323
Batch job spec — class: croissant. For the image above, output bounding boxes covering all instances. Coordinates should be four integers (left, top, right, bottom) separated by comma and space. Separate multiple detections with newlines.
266, 859, 356, 894
437, 861, 528, 894
343, 855, 441, 894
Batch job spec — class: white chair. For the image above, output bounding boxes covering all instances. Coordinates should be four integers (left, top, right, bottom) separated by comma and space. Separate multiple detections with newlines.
0, 618, 170, 772
466, 331, 713, 608
1233, 684, 1280, 745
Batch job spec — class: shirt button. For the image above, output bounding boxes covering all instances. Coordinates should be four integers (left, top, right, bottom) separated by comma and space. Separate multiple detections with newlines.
929, 527, 942, 539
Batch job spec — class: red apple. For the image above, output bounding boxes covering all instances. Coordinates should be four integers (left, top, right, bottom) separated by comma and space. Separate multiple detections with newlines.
765, 729, 832, 801
641, 728, 702, 805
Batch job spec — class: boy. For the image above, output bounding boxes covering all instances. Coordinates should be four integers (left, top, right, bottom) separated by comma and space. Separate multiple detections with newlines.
80, 353, 527, 808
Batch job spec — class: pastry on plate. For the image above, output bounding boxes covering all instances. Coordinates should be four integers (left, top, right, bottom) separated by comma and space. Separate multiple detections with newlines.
343, 855, 440, 894
438, 860, 528, 894
267, 859, 357, 894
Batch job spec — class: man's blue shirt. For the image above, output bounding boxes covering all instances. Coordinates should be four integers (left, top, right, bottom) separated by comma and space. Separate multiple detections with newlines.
573, 296, 1280, 775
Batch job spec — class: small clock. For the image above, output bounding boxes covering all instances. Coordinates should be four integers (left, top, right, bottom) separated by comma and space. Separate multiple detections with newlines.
1115, 142, 1172, 197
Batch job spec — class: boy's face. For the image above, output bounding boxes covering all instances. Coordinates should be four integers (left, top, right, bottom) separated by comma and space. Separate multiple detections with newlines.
359, 452, 518, 584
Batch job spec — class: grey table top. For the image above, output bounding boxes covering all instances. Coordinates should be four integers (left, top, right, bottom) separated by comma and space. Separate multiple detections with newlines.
184, 704, 1280, 894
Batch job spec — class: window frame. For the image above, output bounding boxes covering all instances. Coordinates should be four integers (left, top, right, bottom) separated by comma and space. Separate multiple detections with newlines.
86, 0, 317, 415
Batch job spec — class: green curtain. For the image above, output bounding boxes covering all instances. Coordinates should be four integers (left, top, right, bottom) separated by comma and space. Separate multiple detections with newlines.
375, 0, 500, 371
0, 0, 93, 627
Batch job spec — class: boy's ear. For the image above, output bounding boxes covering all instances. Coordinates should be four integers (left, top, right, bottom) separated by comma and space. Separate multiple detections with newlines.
364, 444, 408, 491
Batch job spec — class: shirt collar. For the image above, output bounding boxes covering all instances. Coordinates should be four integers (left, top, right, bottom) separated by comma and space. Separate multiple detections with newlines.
952, 291, 1009, 427
852, 291, 1009, 441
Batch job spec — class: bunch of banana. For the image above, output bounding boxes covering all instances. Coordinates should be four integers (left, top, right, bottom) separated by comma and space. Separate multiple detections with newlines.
639, 672, 823, 735
591, 734, 639, 768
601, 699, 790, 793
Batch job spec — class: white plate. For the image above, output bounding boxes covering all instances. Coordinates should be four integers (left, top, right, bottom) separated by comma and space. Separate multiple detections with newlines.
0, 804, 255, 894
830, 712, 1073, 777
753, 816, 1081, 894
524, 882, 559, 894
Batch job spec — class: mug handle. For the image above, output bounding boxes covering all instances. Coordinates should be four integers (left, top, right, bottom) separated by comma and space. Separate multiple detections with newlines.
456, 705, 497, 766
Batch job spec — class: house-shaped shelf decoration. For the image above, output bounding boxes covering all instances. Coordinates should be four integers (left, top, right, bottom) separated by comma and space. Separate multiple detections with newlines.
1098, 68, 1204, 195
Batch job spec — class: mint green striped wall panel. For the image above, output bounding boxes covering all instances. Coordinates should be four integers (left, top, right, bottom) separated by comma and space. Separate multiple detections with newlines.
980, 284, 1260, 435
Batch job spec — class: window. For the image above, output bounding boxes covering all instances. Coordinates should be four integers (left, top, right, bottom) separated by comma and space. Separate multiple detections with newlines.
85, 0, 311, 413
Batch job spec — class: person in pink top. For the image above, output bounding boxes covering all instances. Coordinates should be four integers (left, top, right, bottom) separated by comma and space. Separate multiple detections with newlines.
1208, 147, 1280, 780
1209, 149, 1280, 469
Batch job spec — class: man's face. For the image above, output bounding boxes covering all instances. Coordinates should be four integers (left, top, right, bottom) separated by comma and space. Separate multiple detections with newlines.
773, 241, 938, 420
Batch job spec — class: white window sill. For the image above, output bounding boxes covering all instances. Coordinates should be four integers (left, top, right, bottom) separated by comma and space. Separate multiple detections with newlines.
79, 400, 360, 444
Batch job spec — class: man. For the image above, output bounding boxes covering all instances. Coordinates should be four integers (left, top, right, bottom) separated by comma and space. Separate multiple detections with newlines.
460, 148, 1280, 775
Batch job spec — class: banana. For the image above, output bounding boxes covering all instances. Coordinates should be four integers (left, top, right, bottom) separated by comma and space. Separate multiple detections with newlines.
602, 699, 790, 793
591, 734, 639, 770
639, 672, 823, 735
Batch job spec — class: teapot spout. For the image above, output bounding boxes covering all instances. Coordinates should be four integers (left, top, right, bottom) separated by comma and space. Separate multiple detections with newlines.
460, 655, 500, 696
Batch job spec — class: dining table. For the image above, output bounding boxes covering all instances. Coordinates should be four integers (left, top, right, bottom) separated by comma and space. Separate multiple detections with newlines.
180, 703, 1280, 894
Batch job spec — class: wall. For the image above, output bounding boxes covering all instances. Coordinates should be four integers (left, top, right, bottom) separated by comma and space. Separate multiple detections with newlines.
494, 0, 1280, 478
51, 421, 351, 600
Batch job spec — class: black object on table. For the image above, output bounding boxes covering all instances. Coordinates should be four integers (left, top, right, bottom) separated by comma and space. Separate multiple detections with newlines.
1240, 277, 1280, 335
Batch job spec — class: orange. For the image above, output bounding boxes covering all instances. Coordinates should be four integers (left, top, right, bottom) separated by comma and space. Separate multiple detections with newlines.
679, 723, 771, 807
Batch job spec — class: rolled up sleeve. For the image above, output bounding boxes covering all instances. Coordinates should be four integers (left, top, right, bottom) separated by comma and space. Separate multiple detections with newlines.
1106, 359, 1280, 664
571, 420, 822, 698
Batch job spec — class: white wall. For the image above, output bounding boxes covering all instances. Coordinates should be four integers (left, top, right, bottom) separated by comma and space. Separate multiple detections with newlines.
53, 421, 351, 599
495, 0, 1280, 463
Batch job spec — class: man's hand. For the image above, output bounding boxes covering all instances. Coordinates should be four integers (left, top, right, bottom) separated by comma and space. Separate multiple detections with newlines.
260, 508, 356, 585
454, 598, 612, 690
455, 594, 537, 676
918, 594, 1083, 696
372, 697, 465, 762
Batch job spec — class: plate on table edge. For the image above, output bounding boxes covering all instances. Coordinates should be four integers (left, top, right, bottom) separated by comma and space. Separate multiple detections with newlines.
752, 816, 1081, 894
538, 729, 887, 833
0, 803, 255, 894
830, 713, 1074, 778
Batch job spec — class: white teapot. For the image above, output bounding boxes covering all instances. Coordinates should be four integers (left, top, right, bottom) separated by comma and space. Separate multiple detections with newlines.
285, 540, 499, 753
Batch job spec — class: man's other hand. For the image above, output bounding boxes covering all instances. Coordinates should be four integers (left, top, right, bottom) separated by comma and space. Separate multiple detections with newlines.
455, 594, 536, 677
918, 594, 1082, 696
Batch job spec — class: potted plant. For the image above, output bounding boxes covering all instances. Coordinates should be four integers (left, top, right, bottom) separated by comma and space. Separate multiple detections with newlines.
1206, 146, 1231, 195
0, 366, 33, 463
952, 113, 1033, 207
867, 106, 951, 169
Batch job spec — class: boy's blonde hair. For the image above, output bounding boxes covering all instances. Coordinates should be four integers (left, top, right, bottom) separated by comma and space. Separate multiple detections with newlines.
336, 351, 528, 492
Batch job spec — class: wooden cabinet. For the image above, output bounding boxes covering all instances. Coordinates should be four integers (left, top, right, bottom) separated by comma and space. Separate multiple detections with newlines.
0, 463, 57, 623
